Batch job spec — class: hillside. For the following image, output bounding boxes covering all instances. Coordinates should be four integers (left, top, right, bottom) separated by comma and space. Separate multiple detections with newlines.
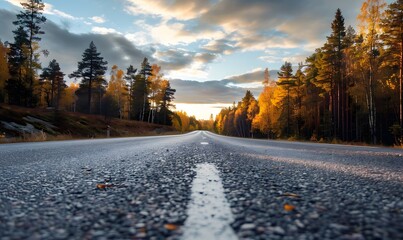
0, 104, 176, 143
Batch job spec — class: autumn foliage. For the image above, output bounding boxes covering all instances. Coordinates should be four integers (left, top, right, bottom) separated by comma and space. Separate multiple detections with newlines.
216, 0, 403, 145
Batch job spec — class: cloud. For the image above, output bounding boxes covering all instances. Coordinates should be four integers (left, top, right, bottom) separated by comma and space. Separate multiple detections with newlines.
45, 3, 77, 20
51, 9, 76, 20
200, 0, 351, 40
152, 48, 218, 79
5, 0, 78, 20
125, 32, 150, 46
124, 0, 212, 20
91, 27, 121, 35
201, 38, 238, 55
170, 79, 262, 104
259, 48, 311, 64
41, 23, 151, 78
135, 19, 224, 46
153, 49, 195, 70
0, 0, 371, 106
0, 9, 152, 79
0, 9, 219, 83
0, 9, 14, 41
90, 16, 106, 24
123, 0, 364, 53
224, 68, 278, 84
5, 0, 25, 8
0, 7, 273, 105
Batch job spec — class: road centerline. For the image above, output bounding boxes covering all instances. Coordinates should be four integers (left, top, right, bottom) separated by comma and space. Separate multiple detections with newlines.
181, 163, 237, 240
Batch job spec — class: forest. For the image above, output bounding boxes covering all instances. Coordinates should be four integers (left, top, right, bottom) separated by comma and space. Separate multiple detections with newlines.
215, 0, 403, 145
0, 0, 179, 128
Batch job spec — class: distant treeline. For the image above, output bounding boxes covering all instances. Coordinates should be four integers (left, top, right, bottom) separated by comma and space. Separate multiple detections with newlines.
216, 0, 403, 145
0, 0, 177, 126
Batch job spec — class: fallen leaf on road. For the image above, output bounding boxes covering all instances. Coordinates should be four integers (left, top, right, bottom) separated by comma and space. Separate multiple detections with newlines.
164, 223, 179, 231
96, 183, 114, 190
280, 193, 301, 199
284, 203, 296, 212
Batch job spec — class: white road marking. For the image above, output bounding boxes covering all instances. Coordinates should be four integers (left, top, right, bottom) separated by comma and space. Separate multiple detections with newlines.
181, 163, 237, 240
200, 142, 209, 145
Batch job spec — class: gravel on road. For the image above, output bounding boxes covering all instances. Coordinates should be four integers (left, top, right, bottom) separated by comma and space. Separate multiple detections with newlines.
0, 131, 402, 239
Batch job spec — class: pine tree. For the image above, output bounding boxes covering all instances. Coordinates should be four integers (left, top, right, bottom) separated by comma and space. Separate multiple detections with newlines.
12, 0, 46, 106
263, 67, 270, 86
294, 63, 306, 137
69, 41, 108, 114
6, 26, 29, 106
330, 9, 346, 139
40, 59, 66, 109
381, 0, 403, 133
303, 52, 323, 139
317, 9, 347, 139
276, 61, 296, 137
136, 57, 152, 121
148, 64, 162, 123
131, 74, 146, 121
159, 80, 176, 125
124, 65, 137, 119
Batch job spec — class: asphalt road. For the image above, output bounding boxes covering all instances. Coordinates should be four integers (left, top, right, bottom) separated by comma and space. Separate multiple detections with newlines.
0, 131, 402, 239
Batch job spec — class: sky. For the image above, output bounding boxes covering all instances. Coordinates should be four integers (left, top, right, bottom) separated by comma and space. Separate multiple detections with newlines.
0, 0, 389, 119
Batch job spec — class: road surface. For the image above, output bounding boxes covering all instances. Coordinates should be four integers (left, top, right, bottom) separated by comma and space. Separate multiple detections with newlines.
0, 131, 402, 239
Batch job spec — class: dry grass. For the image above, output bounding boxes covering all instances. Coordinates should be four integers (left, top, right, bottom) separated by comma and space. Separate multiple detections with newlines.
0, 104, 175, 143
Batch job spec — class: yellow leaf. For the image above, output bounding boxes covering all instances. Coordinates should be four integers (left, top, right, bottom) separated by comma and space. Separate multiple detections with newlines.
164, 223, 179, 231
284, 203, 296, 212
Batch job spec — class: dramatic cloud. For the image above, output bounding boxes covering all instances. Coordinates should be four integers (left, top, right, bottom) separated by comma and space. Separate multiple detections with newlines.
41, 24, 150, 79
134, 19, 224, 46
259, 48, 311, 64
151, 49, 218, 79
0, 9, 219, 80
170, 79, 262, 104
225, 68, 278, 84
124, 0, 364, 53
0, 9, 150, 79
199, 0, 363, 50
1, 0, 378, 109
201, 38, 239, 55
124, 0, 212, 20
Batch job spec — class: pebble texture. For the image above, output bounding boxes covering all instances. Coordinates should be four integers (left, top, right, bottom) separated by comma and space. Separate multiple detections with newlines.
0, 131, 402, 239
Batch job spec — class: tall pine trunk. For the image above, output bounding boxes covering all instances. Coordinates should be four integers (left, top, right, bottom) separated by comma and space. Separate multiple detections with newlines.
400, 33, 403, 134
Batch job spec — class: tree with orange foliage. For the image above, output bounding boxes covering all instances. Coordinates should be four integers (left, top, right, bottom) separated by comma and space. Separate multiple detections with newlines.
61, 83, 78, 112
252, 84, 277, 138
357, 0, 386, 144
172, 111, 199, 133
106, 65, 129, 119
